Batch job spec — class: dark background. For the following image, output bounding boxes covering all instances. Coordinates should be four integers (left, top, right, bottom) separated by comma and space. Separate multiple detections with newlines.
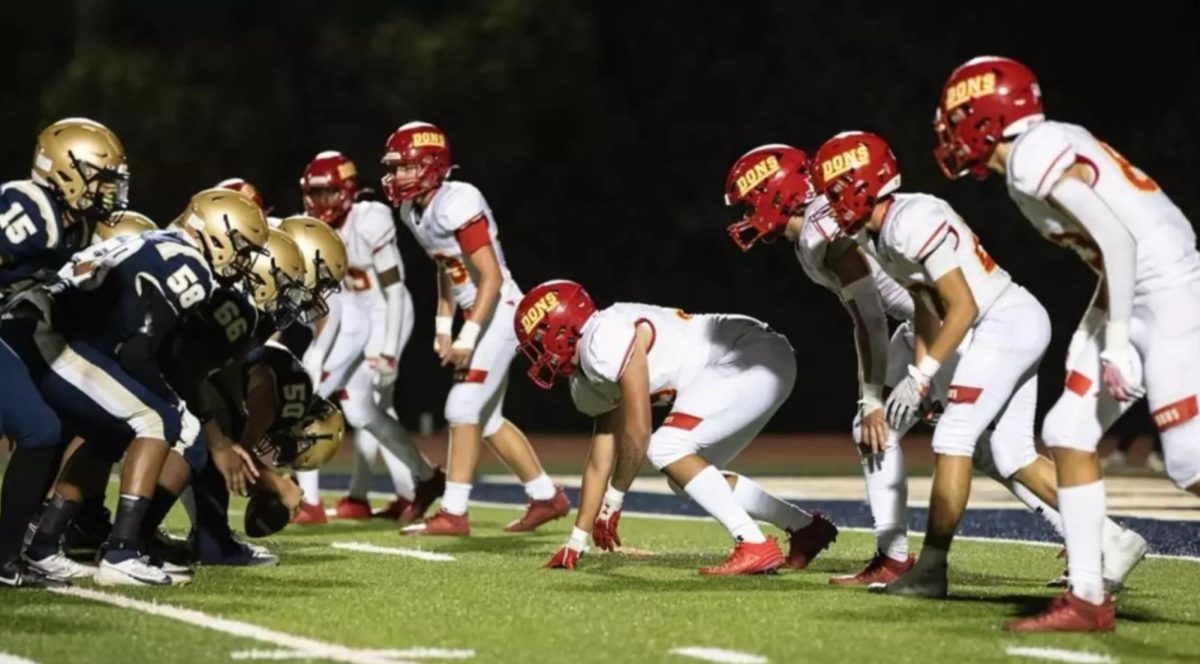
3, 0, 1197, 433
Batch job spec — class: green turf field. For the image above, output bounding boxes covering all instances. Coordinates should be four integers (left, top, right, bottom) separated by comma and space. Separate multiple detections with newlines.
2, 500, 1198, 664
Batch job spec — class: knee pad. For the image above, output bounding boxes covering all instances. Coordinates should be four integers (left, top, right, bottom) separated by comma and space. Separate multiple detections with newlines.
128, 404, 171, 442
930, 406, 978, 459
646, 430, 698, 471
339, 392, 378, 430
444, 385, 483, 427
14, 414, 62, 450
1161, 421, 1200, 489
985, 428, 1037, 479
1041, 394, 1102, 452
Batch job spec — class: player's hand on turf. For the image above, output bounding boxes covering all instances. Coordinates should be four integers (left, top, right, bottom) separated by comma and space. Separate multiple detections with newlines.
545, 544, 583, 570
593, 508, 622, 551
212, 442, 259, 497
885, 365, 931, 431
1099, 345, 1145, 402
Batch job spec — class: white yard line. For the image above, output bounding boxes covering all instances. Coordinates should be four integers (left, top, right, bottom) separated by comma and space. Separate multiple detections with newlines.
50, 587, 417, 664
0, 654, 39, 664
1005, 646, 1117, 663
231, 649, 474, 661
668, 646, 768, 663
330, 542, 456, 562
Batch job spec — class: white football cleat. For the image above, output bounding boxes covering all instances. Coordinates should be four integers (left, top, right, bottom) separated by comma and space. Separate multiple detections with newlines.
95, 555, 172, 587
158, 559, 194, 586
23, 551, 97, 580
1102, 526, 1148, 591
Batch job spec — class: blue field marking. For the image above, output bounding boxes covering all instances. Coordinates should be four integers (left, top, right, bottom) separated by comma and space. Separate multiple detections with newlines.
322, 475, 1200, 558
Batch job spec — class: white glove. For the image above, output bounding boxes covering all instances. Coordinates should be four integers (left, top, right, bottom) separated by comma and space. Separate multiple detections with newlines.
885, 364, 933, 431
369, 354, 399, 388
178, 402, 201, 447
1099, 345, 1145, 402
1099, 321, 1145, 402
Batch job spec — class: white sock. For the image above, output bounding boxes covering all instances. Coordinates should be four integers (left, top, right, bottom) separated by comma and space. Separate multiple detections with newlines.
379, 446, 416, 500
297, 470, 322, 506
683, 466, 765, 544
1059, 480, 1106, 605
861, 430, 909, 561
524, 473, 557, 501
348, 428, 379, 500
441, 481, 472, 515
730, 474, 812, 531
1007, 480, 1066, 539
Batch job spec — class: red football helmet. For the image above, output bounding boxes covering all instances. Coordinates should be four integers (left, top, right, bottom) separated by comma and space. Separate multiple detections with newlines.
216, 178, 265, 210
812, 131, 900, 235
724, 144, 814, 251
514, 280, 597, 389
300, 151, 359, 225
380, 121, 452, 204
935, 56, 1043, 180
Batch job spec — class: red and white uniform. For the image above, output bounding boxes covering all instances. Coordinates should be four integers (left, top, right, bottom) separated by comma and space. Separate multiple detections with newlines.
1007, 121, 1200, 488
303, 201, 414, 426
570, 303, 796, 470
399, 181, 522, 436
870, 193, 1050, 478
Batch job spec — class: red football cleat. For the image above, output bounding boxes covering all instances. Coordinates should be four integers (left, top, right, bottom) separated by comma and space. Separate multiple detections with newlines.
504, 486, 571, 533
699, 536, 785, 576
829, 551, 915, 586
784, 512, 838, 569
1004, 592, 1115, 632
334, 496, 372, 520
398, 467, 447, 525
292, 501, 328, 525
400, 509, 470, 537
372, 497, 414, 520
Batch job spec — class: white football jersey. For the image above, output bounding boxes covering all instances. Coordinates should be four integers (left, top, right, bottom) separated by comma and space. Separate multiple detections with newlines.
871, 193, 1013, 317
398, 181, 520, 310
569, 303, 753, 417
795, 198, 914, 321
337, 201, 402, 311
1006, 120, 1200, 293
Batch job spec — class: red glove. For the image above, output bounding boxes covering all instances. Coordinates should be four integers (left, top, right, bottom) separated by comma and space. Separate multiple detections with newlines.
544, 545, 582, 570
592, 509, 622, 551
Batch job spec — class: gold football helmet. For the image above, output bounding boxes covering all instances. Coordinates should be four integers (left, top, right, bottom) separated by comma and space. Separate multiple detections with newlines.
172, 188, 269, 287
32, 118, 129, 222
93, 211, 156, 244
255, 398, 344, 471
248, 229, 308, 327
278, 215, 347, 322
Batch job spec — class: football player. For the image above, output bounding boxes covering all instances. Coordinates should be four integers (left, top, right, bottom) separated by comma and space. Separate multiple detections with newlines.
0, 118, 128, 588
15, 188, 267, 586
293, 152, 434, 524
517, 280, 831, 574
724, 144, 1146, 588
811, 131, 1051, 598
935, 56, 1200, 631
383, 122, 568, 535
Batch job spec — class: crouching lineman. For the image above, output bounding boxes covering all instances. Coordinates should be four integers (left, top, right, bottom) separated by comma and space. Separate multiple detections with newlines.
516, 280, 838, 574
13, 188, 268, 586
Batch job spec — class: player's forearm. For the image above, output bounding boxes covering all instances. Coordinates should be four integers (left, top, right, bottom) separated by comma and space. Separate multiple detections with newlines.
380, 281, 406, 357
435, 269, 456, 318
573, 432, 616, 530
841, 278, 889, 408
1050, 178, 1135, 340
927, 298, 974, 366
466, 271, 500, 327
